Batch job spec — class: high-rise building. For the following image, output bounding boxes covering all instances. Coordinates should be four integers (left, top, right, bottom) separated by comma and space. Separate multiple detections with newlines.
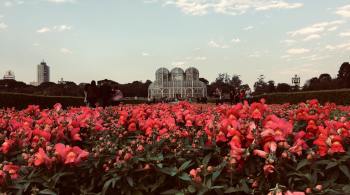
3, 70, 15, 80
37, 60, 50, 85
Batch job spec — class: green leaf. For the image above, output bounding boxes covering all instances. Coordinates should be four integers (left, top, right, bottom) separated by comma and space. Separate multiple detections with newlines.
178, 172, 191, 181
296, 159, 310, 170
224, 187, 242, 193
161, 189, 181, 194
342, 185, 350, 193
179, 160, 192, 172
339, 165, 350, 180
206, 178, 212, 188
102, 178, 117, 195
159, 167, 178, 176
39, 189, 57, 195
342, 184, 350, 193
132, 191, 143, 195
212, 170, 221, 183
203, 153, 212, 166
210, 186, 224, 189
127, 176, 134, 187
188, 185, 196, 193
326, 161, 338, 170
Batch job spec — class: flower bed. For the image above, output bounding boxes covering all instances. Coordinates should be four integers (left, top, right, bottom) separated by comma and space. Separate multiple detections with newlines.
0, 100, 350, 194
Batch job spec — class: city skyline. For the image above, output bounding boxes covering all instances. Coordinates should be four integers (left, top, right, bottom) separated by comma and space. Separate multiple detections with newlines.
0, 0, 350, 88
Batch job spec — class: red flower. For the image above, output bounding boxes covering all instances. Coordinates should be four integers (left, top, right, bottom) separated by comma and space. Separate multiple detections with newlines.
263, 164, 274, 176
253, 150, 268, 158
34, 148, 52, 167
3, 164, 20, 180
285, 191, 305, 195
128, 123, 137, 132
54, 143, 89, 165
0, 139, 14, 154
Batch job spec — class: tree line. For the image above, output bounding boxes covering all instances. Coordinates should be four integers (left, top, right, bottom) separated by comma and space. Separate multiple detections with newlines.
252, 62, 350, 95
0, 62, 349, 97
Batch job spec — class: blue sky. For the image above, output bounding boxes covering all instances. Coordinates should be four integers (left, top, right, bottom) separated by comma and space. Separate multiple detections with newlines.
0, 0, 350, 88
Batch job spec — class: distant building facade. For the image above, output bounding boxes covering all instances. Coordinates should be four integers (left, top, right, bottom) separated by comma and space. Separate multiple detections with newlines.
3, 70, 15, 80
37, 61, 50, 85
148, 67, 207, 99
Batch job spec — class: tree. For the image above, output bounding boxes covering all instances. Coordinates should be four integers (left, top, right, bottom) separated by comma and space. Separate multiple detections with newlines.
254, 75, 268, 95
337, 62, 350, 88
229, 74, 242, 89
303, 77, 319, 91
267, 80, 276, 93
276, 83, 291, 92
318, 73, 332, 90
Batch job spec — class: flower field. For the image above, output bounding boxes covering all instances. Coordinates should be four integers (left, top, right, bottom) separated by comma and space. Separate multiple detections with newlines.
0, 100, 350, 195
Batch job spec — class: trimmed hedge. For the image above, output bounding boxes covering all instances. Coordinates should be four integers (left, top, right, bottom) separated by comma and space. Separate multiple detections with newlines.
1, 89, 350, 109
0, 92, 148, 109
0, 92, 85, 109
252, 89, 350, 105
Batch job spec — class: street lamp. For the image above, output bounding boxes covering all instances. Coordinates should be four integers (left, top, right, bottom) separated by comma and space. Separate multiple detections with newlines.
292, 74, 300, 90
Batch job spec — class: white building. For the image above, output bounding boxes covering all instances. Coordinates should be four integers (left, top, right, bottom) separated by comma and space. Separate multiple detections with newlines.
3, 70, 15, 80
148, 67, 207, 99
37, 61, 50, 85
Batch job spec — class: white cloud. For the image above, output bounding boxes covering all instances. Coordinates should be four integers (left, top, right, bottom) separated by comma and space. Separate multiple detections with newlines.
281, 55, 291, 59
144, 0, 158, 3
339, 31, 350, 37
288, 20, 345, 37
208, 40, 229, 49
47, 0, 75, 3
249, 53, 261, 58
336, 4, 350, 18
255, 2, 302, 11
325, 42, 350, 50
171, 61, 186, 66
194, 56, 207, 60
37, 27, 51, 33
53, 25, 72, 32
142, 52, 150, 56
287, 48, 310, 55
243, 26, 254, 30
4, 0, 23, 7
33, 43, 40, 47
0, 22, 8, 31
328, 26, 338, 32
158, 0, 303, 16
231, 38, 241, 43
60, 48, 73, 54
281, 39, 296, 45
36, 25, 72, 33
303, 34, 321, 41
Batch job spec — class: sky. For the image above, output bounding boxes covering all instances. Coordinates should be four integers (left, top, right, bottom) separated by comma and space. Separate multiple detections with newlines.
0, 0, 350, 88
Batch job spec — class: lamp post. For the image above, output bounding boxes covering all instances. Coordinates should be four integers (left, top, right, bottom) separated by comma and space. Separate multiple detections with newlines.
292, 74, 300, 91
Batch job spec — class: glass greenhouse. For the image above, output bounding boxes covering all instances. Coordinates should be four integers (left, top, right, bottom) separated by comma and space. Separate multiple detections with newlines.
148, 67, 207, 99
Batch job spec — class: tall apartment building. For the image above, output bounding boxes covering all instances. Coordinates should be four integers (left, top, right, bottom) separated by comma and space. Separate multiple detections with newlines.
37, 61, 50, 85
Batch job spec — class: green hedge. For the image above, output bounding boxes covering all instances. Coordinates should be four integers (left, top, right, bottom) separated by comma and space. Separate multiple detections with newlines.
252, 89, 350, 105
0, 92, 85, 109
0, 92, 149, 109
1, 89, 350, 109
